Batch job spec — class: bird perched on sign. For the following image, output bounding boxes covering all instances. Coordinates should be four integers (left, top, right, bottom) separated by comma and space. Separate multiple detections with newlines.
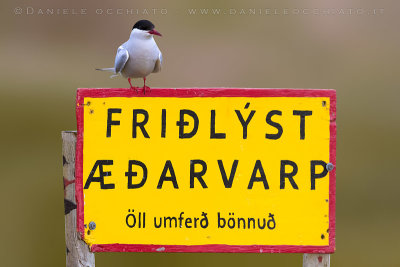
96, 20, 162, 93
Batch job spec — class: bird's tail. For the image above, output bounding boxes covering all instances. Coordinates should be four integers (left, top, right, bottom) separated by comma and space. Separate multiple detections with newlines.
96, 67, 120, 78
96, 67, 115, 73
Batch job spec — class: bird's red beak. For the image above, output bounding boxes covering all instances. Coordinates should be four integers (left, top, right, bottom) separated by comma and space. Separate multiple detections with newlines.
148, 29, 162, 36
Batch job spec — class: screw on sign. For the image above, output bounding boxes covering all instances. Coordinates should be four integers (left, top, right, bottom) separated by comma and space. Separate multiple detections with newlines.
89, 221, 96, 230
326, 163, 334, 172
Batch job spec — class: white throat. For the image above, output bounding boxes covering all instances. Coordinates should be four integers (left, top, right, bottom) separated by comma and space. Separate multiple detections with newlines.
130, 28, 153, 40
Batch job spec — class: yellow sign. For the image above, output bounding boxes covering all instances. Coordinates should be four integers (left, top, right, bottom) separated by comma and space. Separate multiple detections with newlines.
76, 88, 336, 253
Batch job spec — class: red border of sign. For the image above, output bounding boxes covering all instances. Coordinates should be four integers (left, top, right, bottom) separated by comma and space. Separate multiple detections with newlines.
76, 88, 336, 253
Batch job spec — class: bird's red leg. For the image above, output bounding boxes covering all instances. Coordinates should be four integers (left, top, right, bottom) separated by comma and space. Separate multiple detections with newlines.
143, 77, 150, 94
128, 78, 138, 92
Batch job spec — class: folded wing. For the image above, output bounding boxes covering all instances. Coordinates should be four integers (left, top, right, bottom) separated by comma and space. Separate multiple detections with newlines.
153, 51, 162, 73
114, 46, 129, 74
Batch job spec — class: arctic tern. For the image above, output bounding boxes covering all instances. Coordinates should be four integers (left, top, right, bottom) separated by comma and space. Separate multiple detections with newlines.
97, 20, 162, 93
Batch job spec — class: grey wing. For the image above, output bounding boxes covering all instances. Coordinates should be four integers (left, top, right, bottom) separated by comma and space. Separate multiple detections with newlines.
153, 51, 162, 73
114, 46, 129, 73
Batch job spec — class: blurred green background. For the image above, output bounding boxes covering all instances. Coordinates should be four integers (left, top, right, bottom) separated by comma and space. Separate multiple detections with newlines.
1, 0, 399, 266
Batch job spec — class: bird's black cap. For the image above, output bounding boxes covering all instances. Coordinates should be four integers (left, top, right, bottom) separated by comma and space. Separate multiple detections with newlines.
132, 20, 155, 31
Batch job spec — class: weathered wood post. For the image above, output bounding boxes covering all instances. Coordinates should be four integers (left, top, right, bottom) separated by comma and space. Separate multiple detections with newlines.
62, 131, 95, 267
303, 254, 330, 267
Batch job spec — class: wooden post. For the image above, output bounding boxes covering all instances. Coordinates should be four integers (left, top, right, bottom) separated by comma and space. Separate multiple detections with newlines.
62, 131, 95, 267
303, 254, 330, 267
